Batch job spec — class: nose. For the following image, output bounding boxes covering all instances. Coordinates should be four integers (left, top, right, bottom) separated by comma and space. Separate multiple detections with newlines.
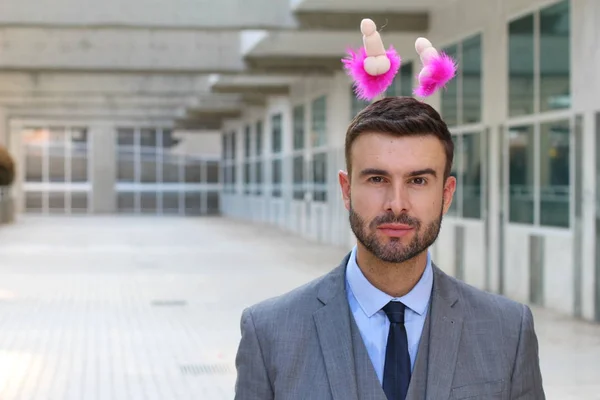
385, 183, 410, 215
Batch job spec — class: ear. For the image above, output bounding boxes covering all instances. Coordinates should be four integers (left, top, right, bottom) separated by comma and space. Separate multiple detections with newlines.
442, 175, 457, 215
338, 170, 351, 211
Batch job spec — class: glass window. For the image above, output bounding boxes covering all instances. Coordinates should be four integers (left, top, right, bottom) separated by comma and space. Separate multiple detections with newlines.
448, 135, 459, 216
230, 131, 237, 161
254, 160, 263, 195
462, 35, 482, 124
272, 159, 282, 197
441, 45, 459, 126
293, 105, 305, 150
255, 121, 263, 157
222, 133, 228, 160
400, 62, 414, 97
540, 120, 570, 227
244, 125, 252, 158
508, 14, 535, 117
312, 152, 327, 202
293, 155, 305, 200
311, 96, 327, 147
70, 128, 89, 183
244, 161, 251, 195
508, 125, 535, 224
139, 128, 157, 183
351, 87, 370, 117
462, 133, 482, 218
271, 114, 283, 154
48, 127, 66, 183
540, 0, 570, 112
117, 128, 135, 183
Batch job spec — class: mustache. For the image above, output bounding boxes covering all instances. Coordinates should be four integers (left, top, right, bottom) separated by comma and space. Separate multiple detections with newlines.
369, 212, 420, 229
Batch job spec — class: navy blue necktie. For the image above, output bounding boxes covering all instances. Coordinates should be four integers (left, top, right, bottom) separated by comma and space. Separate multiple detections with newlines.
382, 301, 411, 400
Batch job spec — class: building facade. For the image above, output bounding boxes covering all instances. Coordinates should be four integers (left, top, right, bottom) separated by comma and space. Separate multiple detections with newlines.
220, 0, 600, 322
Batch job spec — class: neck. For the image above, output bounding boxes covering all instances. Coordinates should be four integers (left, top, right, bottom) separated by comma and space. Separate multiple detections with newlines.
355, 243, 428, 298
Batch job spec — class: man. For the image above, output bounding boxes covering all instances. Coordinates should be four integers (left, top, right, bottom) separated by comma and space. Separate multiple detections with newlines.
234, 97, 545, 399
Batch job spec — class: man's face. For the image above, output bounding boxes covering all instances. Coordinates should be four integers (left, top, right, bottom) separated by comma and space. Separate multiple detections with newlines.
339, 132, 456, 263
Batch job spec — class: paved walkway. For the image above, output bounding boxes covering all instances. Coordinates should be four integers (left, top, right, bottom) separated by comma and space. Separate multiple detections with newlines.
0, 216, 597, 400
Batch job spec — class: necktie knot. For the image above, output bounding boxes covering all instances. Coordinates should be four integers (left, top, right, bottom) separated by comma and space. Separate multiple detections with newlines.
383, 301, 406, 324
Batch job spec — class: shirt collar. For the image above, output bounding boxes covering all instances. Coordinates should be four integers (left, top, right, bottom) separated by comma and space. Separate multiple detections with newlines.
346, 245, 433, 317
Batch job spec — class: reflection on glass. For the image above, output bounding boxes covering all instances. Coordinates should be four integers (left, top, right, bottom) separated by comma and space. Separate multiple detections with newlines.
140, 192, 157, 214
162, 153, 180, 183
185, 192, 202, 215
48, 192, 65, 213
540, 120, 570, 227
351, 87, 370, 116
254, 161, 262, 195
271, 114, 282, 153
441, 45, 458, 126
293, 155, 304, 200
509, 125, 535, 224
206, 161, 219, 183
70, 128, 88, 182
540, 0, 570, 111
312, 152, 327, 202
448, 135, 460, 215
48, 128, 66, 183
117, 128, 135, 182
272, 159, 282, 197
400, 62, 414, 97
140, 128, 157, 183
311, 96, 327, 147
184, 158, 201, 183
255, 121, 263, 156
293, 105, 305, 150
244, 161, 251, 195
25, 192, 43, 211
462, 35, 482, 124
162, 192, 180, 215
509, 14, 535, 117
244, 125, 252, 158
462, 133, 482, 219
23, 129, 45, 182
71, 192, 88, 213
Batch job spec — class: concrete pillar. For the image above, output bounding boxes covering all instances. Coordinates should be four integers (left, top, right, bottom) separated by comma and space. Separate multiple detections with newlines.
90, 123, 116, 213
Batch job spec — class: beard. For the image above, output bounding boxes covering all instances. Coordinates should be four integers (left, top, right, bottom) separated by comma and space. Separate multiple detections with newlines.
349, 201, 443, 264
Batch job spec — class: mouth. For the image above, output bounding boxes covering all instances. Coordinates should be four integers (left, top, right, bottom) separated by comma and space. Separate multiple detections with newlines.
376, 223, 414, 237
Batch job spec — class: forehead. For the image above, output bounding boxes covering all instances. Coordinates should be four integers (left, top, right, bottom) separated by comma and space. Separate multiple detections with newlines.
351, 132, 447, 172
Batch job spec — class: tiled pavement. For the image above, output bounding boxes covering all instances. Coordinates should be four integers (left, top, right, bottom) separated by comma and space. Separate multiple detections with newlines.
0, 216, 598, 399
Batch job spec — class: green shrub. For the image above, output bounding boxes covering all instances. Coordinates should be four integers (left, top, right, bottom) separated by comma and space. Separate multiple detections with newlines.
0, 145, 15, 187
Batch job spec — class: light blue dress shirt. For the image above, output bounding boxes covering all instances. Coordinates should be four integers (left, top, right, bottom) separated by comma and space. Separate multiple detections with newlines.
345, 245, 433, 384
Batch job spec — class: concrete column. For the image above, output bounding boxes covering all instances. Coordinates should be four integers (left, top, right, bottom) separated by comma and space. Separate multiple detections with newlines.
90, 123, 116, 213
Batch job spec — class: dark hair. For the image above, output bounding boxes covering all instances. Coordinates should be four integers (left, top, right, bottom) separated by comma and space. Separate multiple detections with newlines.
345, 96, 454, 180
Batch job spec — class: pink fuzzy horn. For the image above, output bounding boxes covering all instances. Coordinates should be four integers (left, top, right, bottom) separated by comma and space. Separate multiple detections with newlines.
342, 19, 401, 101
413, 37, 458, 97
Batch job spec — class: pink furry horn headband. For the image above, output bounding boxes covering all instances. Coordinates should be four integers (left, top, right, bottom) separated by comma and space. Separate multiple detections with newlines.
342, 19, 457, 101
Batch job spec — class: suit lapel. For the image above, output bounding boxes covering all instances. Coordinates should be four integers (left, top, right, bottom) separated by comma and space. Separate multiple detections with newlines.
424, 264, 464, 400
313, 256, 359, 400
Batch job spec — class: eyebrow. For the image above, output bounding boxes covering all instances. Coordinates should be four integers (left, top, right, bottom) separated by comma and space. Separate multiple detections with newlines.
359, 168, 437, 178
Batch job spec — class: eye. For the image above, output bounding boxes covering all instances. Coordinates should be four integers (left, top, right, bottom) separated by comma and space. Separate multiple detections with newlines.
368, 176, 386, 183
411, 177, 427, 185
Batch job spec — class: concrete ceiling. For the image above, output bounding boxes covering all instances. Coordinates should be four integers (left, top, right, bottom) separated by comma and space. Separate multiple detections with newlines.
0, 0, 443, 129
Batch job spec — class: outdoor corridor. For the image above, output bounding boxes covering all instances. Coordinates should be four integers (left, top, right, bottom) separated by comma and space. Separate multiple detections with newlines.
0, 216, 597, 399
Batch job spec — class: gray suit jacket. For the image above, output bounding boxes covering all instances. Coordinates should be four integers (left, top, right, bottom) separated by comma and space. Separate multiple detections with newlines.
234, 254, 545, 399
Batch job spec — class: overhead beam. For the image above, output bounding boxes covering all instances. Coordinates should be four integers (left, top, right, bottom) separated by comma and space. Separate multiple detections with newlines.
211, 83, 289, 95
0, 27, 245, 73
244, 56, 342, 74
0, 0, 297, 30
293, 11, 428, 31
0, 72, 213, 95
